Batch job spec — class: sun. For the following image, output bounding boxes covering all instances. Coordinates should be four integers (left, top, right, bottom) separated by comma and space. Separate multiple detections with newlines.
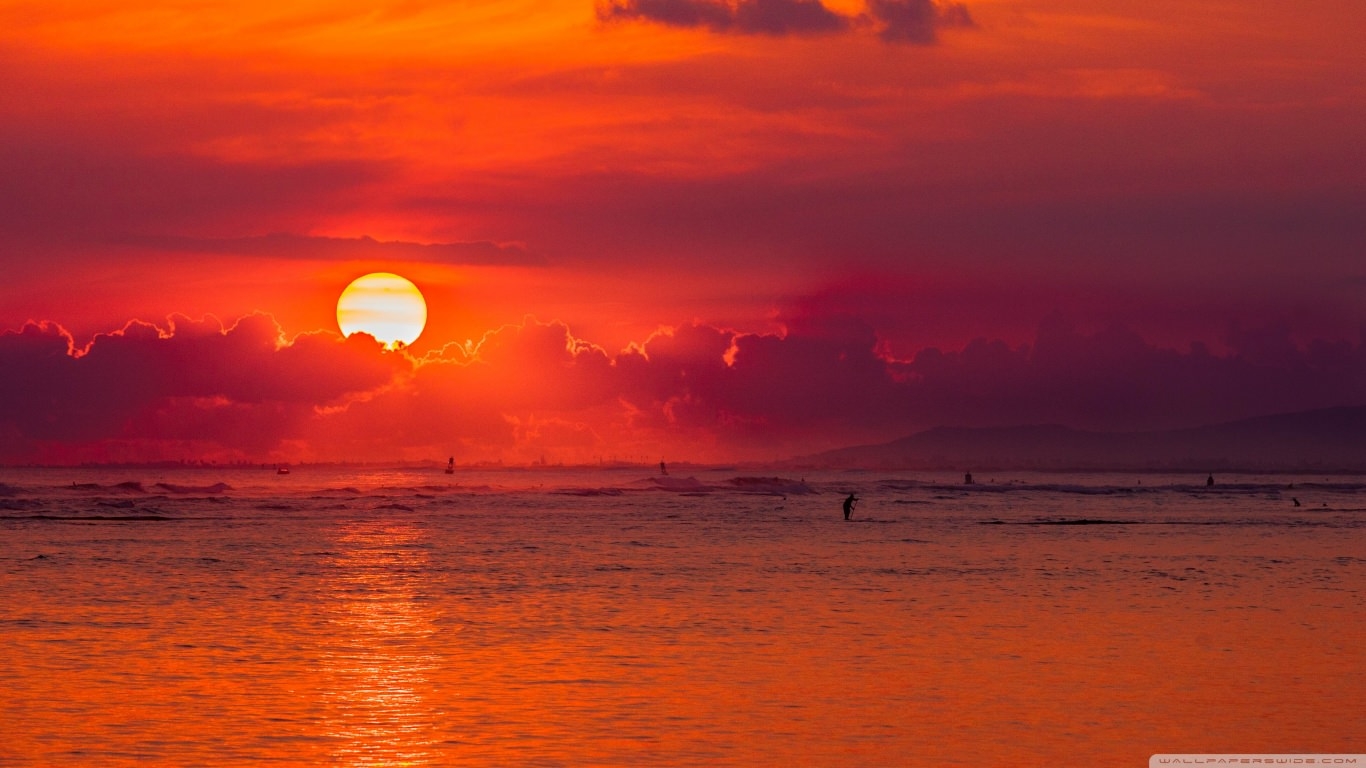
336, 272, 428, 349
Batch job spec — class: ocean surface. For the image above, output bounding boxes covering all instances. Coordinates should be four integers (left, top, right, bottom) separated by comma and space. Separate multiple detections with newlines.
2, 466, 1362, 766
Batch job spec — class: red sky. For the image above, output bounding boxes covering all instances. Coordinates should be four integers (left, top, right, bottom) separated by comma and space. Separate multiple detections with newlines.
2, 0, 1364, 465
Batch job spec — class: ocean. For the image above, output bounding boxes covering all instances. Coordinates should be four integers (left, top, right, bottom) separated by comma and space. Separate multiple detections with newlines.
1, 466, 1362, 766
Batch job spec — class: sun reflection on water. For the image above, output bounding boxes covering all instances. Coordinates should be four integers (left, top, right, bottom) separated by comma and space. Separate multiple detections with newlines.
322, 519, 441, 766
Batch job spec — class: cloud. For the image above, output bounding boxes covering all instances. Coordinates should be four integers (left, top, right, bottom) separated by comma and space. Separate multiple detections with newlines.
887, 317, 1366, 433
599, 0, 971, 42
4, 311, 1365, 465
122, 233, 543, 267
734, 0, 849, 35
0, 314, 409, 460
866, 0, 973, 44
612, 314, 1366, 456
598, 0, 738, 30
0, 138, 384, 247
313, 318, 620, 460
598, 0, 848, 36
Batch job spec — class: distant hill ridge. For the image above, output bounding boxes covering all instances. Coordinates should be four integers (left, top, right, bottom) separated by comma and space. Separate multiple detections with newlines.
792, 406, 1366, 471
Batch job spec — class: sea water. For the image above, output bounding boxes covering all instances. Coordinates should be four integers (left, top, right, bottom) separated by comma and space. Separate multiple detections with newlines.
1, 466, 1362, 766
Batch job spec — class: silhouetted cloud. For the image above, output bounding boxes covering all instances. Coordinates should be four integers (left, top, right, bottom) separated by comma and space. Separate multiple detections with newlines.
599, 0, 974, 42
599, 0, 849, 37
4, 312, 1364, 464
866, 0, 973, 44
599, 0, 736, 30
885, 318, 1366, 434
0, 315, 409, 461
734, 0, 849, 35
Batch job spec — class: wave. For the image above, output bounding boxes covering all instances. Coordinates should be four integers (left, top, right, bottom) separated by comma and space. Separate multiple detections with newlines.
649, 477, 711, 493
980, 517, 1359, 528
645, 476, 817, 495
366, 484, 463, 494
155, 482, 232, 494
727, 476, 816, 495
981, 518, 1139, 526
883, 480, 1366, 496
555, 488, 626, 496
68, 481, 147, 494
901, 482, 1145, 495
312, 487, 362, 495
7, 513, 175, 522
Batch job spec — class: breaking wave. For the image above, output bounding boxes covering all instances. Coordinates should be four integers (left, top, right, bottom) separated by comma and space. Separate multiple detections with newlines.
155, 482, 232, 494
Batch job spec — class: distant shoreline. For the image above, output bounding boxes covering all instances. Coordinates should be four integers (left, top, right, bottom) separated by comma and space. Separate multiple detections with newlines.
5, 406, 1364, 474
3, 461, 1364, 475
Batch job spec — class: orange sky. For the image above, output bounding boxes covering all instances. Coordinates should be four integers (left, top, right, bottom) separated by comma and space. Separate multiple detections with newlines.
2, 0, 1364, 464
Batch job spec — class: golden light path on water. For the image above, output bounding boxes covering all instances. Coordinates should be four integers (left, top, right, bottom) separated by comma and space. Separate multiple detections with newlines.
323, 520, 440, 765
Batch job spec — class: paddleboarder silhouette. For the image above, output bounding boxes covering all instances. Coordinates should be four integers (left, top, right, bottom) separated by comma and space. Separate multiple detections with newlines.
843, 493, 858, 520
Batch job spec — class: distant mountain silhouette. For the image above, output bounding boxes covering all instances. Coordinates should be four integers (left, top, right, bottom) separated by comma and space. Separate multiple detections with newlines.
791, 406, 1366, 471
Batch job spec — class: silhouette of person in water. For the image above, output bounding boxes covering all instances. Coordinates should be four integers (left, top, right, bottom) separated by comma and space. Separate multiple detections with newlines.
843, 494, 858, 520
659, 460, 668, 476
1206, 473, 1215, 487
964, 471, 974, 485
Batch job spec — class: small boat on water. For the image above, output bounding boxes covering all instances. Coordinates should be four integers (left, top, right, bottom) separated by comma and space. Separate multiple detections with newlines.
277, 466, 290, 475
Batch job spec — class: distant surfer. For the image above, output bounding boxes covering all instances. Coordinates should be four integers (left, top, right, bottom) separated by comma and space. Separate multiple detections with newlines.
843, 493, 858, 520
660, 460, 668, 476
964, 471, 974, 485
1206, 473, 1214, 487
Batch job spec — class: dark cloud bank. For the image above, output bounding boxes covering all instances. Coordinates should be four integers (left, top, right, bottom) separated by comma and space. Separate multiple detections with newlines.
3, 311, 1364, 465
598, 0, 974, 43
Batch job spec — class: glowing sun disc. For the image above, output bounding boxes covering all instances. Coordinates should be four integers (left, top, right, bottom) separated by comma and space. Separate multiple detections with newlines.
337, 272, 428, 348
